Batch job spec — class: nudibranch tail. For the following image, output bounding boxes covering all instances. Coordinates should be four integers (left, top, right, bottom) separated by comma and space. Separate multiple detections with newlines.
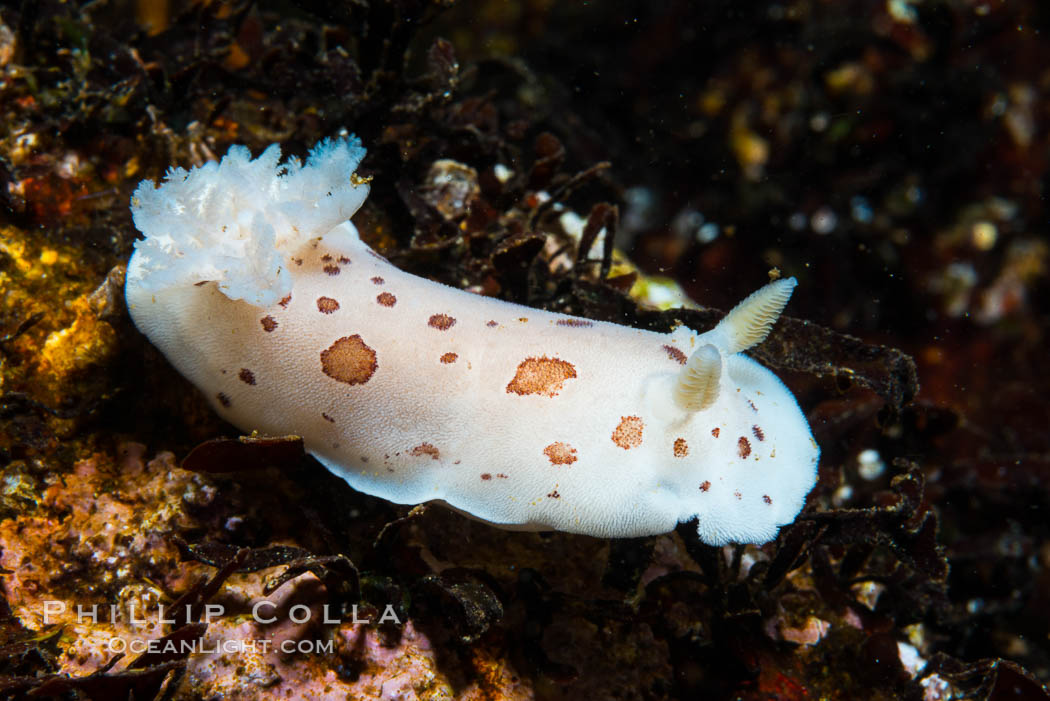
712, 277, 796, 354
673, 343, 721, 412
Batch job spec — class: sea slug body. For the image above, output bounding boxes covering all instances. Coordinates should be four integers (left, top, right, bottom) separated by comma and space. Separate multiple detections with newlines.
125, 136, 820, 545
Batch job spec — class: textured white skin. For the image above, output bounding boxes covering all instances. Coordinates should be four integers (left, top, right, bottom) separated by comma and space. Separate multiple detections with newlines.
125, 138, 820, 545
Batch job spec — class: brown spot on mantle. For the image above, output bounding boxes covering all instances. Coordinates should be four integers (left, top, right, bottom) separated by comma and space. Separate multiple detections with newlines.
612, 416, 644, 450
738, 436, 752, 459
323, 264, 341, 276
440, 352, 458, 364
543, 442, 578, 465
673, 438, 688, 458
556, 318, 593, 328
663, 345, 687, 365
506, 356, 577, 397
317, 296, 340, 314
376, 292, 396, 307
238, 368, 256, 385
260, 315, 278, 332
428, 313, 456, 330
409, 443, 440, 460
321, 335, 377, 385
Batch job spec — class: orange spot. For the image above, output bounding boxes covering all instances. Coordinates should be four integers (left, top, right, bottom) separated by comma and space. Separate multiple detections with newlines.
506, 356, 577, 397
238, 368, 256, 385
338, 256, 351, 264
738, 436, 752, 459
428, 313, 456, 330
376, 292, 396, 307
409, 443, 440, 460
612, 416, 644, 450
543, 442, 578, 465
317, 296, 340, 314
663, 345, 687, 365
556, 318, 593, 328
320, 335, 377, 385
260, 316, 278, 332
673, 438, 688, 458
481, 473, 492, 480
763, 495, 772, 504
440, 352, 458, 364
279, 294, 292, 308
321, 254, 333, 262
371, 276, 384, 285
486, 320, 498, 328
699, 481, 711, 492
711, 427, 720, 438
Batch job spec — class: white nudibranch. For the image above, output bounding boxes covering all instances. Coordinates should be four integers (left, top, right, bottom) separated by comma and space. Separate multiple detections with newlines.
125, 136, 820, 545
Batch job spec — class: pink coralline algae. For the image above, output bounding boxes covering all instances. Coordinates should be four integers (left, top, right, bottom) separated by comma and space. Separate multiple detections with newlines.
0, 445, 208, 675
0, 444, 533, 699
182, 569, 532, 700
189, 612, 531, 700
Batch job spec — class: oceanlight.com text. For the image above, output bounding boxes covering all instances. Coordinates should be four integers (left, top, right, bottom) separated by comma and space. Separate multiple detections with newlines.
106, 637, 334, 655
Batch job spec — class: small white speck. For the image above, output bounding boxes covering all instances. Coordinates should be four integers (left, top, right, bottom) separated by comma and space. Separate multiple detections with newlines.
888, 0, 918, 24
697, 222, 719, 243
920, 673, 956, 701
857, 448, 885, 480
897, 641, 924, 678
811, 207, 838, 235
493, 163, 513, 183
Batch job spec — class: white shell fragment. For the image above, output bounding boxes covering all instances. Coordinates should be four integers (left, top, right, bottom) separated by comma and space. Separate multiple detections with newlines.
125, 137, 820, 545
